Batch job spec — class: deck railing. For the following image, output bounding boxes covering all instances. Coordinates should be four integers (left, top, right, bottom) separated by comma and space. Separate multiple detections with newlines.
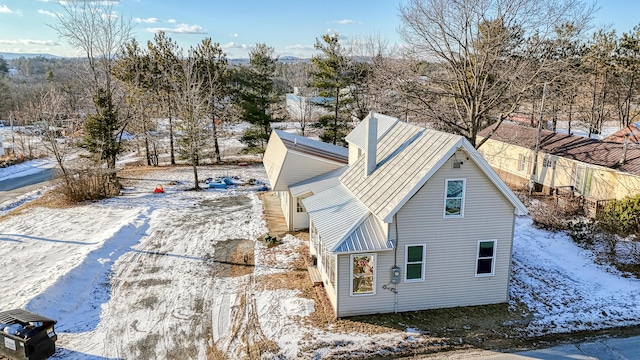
553, 186, 612, 218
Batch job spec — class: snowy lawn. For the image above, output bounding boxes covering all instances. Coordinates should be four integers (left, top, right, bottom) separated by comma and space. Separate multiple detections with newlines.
1, 164, 639, 359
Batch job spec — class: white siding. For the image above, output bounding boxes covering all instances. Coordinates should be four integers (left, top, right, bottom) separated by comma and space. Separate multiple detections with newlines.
336, 251, 397, 317
278, 191, 292, 230
348, 145, 361, 165
334, 151, 516, 316
263, 132, 287, 190
393, 151, 514, 311
280, 152, 345, 190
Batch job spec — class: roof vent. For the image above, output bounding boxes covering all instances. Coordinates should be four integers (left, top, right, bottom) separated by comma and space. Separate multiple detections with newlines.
452, 160, 463, 169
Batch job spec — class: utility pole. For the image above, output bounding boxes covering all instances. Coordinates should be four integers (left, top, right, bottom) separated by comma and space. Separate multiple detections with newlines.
530, 83, 547, 195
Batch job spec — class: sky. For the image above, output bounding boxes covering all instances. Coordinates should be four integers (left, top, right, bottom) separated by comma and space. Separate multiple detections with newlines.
0, 0, 638, 59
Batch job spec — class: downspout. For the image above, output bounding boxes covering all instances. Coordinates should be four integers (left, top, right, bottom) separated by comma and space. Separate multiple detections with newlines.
394, 214, 399, 313
335, 253, 339, 318
507, 214, 516, 302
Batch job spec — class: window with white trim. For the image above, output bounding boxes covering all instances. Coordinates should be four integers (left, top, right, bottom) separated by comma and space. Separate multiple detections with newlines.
296, 197, 306, 213
518, 154, 531, 173
351, 254, 376, 296
543, 158, 556, 169
405, 244, 426, 282
476, 240, 496, 276
444, 179, 465, 218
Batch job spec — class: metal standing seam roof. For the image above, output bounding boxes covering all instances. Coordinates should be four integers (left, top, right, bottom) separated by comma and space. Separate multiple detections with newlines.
332, 214, 394, 253
341, 121, 464, 222
274, 129, 348, 164
345, 112, 399, 149
303, 183, 391, 253
289, 166, 347, 197
478, 123, 640, 176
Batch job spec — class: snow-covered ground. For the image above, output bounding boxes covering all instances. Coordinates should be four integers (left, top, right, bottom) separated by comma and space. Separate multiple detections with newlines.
1, 161, 640, 359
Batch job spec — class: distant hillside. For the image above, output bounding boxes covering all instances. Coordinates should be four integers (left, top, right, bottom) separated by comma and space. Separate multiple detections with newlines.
0, 52, 60, 60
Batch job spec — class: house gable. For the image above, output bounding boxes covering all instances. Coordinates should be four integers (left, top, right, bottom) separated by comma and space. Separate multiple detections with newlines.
341, 119, 527, 223
263, 130, 348, 191
392, 152, 516, 311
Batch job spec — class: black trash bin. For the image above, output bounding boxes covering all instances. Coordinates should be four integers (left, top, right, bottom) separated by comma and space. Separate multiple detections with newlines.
0, 309, 57, 360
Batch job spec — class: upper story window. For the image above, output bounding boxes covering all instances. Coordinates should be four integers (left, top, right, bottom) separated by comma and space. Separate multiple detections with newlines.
444, 179, 466, 218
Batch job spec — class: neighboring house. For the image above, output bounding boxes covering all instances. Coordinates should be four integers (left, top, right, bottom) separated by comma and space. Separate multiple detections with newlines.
605, 122, 640, 144
477, 122, 640, 202
285, 89, 330, 122
263, 129, 348, 231
264, 113, 527, 317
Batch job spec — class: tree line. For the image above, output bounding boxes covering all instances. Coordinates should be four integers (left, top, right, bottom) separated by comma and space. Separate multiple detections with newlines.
0, 0, 638, 200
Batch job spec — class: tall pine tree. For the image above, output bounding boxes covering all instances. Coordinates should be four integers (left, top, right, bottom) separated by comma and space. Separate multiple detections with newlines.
236, 43, 280, 152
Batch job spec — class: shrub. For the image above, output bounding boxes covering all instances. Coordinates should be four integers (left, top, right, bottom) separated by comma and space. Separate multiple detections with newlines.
529, 196, 582, 231
597, 195, 640, 237
59, 166, 120, 202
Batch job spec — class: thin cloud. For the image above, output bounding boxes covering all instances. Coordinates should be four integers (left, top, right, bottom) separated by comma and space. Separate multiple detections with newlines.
0, 4, 22, 15
285, 44, 314, 51
229, 33, 238, 38
38, 9, 59, 17
0, 39, 61, 46
134, 17, 158, 24
222, 42, 248, 50
167, 19, 176, 24
147, 23, 207, 34
336, 19, 356, 25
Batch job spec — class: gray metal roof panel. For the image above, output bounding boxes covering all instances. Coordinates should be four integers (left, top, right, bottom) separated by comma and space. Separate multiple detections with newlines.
274, 129, 348, 164
302, 184, 369, 252
341, 121, 463, 221
289, 166, 348, 197
333, 215, 394, 253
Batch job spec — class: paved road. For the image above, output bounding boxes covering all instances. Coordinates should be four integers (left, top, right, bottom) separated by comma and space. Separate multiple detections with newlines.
420, 335, 640, 359
0, 168, 54, 191
0, 168, 54, 207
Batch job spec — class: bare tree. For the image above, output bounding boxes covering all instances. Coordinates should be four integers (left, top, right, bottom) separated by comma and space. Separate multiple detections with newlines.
19, 86, 78, 185
50, 0, 133, 193
171, 50, 208, 190
50, 1, 132, 93
399, 0, 593, 147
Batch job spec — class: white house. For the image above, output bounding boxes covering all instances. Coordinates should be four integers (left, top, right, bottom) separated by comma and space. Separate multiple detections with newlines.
264, 113, 528, 317
263, 129, 348, 231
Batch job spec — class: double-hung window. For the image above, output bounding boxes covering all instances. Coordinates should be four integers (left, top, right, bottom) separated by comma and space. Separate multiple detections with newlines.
476, 240, 496, 276
350, 254, 376, 296
405, 244, 426, 282
444, 179, 465, 218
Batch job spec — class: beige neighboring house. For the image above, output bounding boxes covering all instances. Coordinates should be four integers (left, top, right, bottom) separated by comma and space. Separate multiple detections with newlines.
264, 113, 527, 317
477, 123, 640, 202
